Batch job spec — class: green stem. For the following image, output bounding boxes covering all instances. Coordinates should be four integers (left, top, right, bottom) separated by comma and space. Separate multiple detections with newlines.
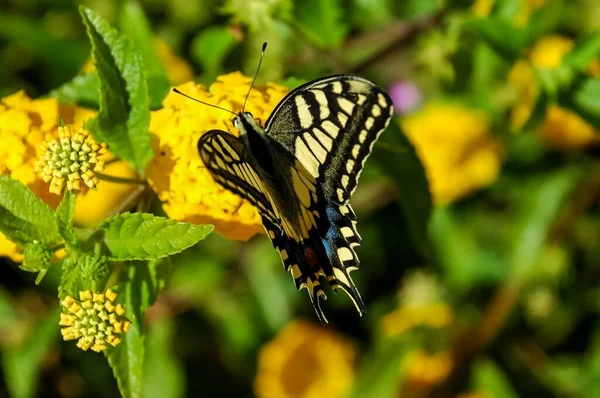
95, 172, 146, 185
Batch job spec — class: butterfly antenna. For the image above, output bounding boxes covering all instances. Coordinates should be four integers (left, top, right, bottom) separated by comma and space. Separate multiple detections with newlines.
172, 88, 237, 117
242, 42, 267, 113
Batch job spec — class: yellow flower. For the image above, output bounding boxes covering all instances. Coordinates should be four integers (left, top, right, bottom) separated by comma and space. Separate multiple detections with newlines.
254, 320, 355, 398
458, 392, 494, 398
147, 72, 289, 240
380, 302, 453, 337
36, 126, 107, 195
508, 35, 599, 147
60, 289, 131, 352
0, 91, 95, 260
402, 350, 453, 387
401, 102, 502, 205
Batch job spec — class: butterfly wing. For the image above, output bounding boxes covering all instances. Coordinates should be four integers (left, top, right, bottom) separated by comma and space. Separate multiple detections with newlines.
264, 74, 394, 203
198, 130, 333, 322
261, 75, 393, 315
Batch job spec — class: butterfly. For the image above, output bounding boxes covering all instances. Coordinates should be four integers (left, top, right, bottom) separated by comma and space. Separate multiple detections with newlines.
194, 73, 393, 323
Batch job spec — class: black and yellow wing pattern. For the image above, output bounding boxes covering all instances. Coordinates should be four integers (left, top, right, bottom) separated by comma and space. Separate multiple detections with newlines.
198, 74, 393, 322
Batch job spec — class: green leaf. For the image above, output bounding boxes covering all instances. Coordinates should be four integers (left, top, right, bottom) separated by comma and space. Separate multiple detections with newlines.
563, 32, 600, 72
472, 359, 519, 398
55, 191, 77, 246
509, 168, 583, 281
59, 252, 81, 300
468, 17, 529, 62
143, 319, 185, 398
100, 213, 213, 261
190, 27, 239, 83
372, 122, 432, 255
294, 0, 348, 49
0, 176, 60, 246
107, 258, 171, 398
350, 341, 408, 398
560, 77, 600, 127
21, 242, 52, 273
49, 73, 100, 108
80, 6, 153, 173
2, 308, 59, 398
119, 0, 170, 109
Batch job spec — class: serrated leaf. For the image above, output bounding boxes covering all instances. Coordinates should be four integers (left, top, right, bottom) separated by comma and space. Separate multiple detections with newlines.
468, 17, 529, 62
80, 6, 153, 173
55, 191, 77, 246
107, 258, 171, 398
49, 73, 100, 108
119, 0, 169, 109
294, 0, 348, 49
2, 308, 59, 398
0, 176, 60, 246
58, 252, 82, 300
372, 122, 432, 256
190, 27, 239, 83
100, 213, 213, 261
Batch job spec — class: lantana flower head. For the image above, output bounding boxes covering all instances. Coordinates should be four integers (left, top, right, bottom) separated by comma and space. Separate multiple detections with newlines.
147, 72, 289, 240
60, 289, 130, 352
37, 125, 107, 195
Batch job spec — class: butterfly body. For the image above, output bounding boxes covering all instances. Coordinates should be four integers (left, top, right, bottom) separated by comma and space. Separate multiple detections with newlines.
198, 74, 393, 322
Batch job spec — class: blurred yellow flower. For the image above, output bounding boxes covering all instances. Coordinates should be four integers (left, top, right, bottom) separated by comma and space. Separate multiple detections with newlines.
380, 302, 453, 337
254, 320, 355, 398
401, 102, 502, 205
402, 350, 453, 387
147, 72, 289, 240
508, 35, 599, 148
458, 392, 494, 398
0, 91, 95, 260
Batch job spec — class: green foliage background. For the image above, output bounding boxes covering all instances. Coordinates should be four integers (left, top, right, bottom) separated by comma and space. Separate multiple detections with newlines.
0, 0, 599, 397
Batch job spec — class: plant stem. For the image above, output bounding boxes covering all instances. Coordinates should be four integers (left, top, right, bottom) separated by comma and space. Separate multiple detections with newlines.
96, 172, 146, 185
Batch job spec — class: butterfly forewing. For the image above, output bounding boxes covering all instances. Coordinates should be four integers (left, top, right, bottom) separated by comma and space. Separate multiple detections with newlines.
264, 75, 394, 203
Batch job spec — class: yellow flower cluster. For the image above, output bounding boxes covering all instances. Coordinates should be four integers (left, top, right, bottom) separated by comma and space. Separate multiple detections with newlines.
146, 72, 289, 240
37, 126, 107, 194
402, 350, 453, 387
0, 91, 95, 261
509, 35, 599, 148
254, 320, 355, 398
60, 289, 130, 352
401, 103, 502, 205
380, 302, 454, 336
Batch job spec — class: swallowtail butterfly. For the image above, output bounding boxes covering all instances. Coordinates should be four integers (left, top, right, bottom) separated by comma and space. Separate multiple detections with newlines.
175, 44, 393, 323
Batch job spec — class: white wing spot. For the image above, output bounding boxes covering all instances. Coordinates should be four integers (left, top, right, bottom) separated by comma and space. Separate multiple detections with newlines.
304, 133, 327, 163
356, 94, 367, 105
338, 247, 354, 262
312, 90, 330, 119
346, 159, 355, 173
295, 95, 313, 129
331, 81, 343, 94
365, 116, 375, 130
339, 205, 349, 215
372, 104, 382, 117
322, 120, 340, 138
341, 174, 349, 188
378, 93, 389, 108
340, 226, 354, 238
280, 249, 288, 260
337, 188, 345, 202
359, 130, 367, 143
338, 112, 349, 126
313, 128, 333, 151
337, 97, 355, 115
295, 136, 320, 177
352, 144, 360, 158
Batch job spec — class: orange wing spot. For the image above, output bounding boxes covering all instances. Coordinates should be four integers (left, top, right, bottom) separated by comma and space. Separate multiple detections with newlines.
305, 246, 320, 269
